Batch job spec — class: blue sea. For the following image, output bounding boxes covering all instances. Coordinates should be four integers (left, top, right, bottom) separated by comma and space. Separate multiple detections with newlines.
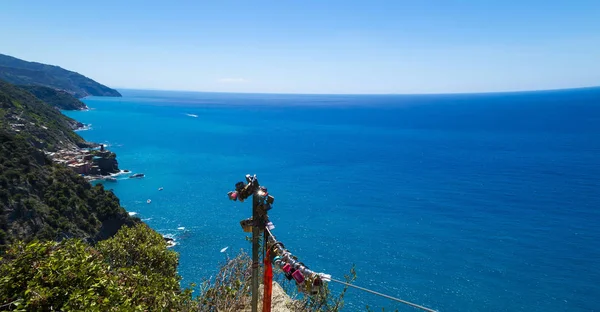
65, 88, 600, 311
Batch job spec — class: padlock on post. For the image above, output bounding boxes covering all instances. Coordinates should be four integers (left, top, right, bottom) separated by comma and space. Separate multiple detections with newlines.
257, 186, 268, 198
295, 262, 307, 272
282, 263, 294, 280
273, 256, 283, 270
286, 268, 296, 281
235, 181, 246, 193
310, 276, 323, 295
239, 217, 253, 233
227, 191, 238, 201
257, 186, 269, 213
292, 269, 305, 284
286, 258, 296, 270
264, 195, 275, 211
270, 242, 284, 254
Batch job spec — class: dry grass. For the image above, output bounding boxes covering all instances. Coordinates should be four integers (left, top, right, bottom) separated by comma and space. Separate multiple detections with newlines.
197, 251, 357, 312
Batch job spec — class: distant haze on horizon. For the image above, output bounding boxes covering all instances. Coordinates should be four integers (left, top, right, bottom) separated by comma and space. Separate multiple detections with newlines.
1, 0, 600, 94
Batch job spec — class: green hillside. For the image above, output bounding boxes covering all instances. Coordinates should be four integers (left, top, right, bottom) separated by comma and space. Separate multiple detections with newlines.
19, 85, 88, 110
0, 78, 195, 310
0, 130, 138, 250
0, 54, 121, 98
0, 79, 90, 151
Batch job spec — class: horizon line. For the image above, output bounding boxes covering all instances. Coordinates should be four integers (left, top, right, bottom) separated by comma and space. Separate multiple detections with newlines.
108, 84, 600, 97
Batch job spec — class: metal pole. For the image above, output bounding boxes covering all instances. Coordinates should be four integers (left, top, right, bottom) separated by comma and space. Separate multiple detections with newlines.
251, 183, 260, 312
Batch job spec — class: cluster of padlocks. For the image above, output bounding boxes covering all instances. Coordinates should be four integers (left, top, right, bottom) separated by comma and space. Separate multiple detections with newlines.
228, 175, 274, 211
228, 174, 258, 202
229, 174, 275, 232
228, 174, 330, 298
228, 174, 437, 312
266, 231, 331, 295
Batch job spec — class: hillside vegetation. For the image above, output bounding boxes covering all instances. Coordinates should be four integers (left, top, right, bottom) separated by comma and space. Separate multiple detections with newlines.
19, 85, 88, 110
0, 130, 137, 250
0, 79, 135, 250
0, 79, 90, 151
0, 224, 195, 311
0, 223, 353, 312
0, 54, 121, 98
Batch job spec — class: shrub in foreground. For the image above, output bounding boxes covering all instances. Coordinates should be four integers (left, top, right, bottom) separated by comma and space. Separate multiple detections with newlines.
0, 224, 194, 311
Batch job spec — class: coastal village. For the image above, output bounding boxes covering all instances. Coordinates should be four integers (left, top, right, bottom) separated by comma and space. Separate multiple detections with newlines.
44, 145, 125, 181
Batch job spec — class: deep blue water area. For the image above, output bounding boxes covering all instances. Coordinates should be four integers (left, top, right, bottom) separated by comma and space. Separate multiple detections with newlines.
65, 88, 600, 311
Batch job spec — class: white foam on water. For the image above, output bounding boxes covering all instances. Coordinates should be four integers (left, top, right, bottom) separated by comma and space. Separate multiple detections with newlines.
111, 170, 131, 179
74, 124, 92, 132
162, 233, 179, 248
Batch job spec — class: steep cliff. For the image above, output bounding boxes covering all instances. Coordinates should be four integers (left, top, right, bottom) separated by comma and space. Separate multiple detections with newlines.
0, 79, 134, 250
0, 131, 138, 250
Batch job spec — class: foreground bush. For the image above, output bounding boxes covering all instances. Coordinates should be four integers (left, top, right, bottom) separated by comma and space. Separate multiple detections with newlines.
0, 224, 194, 311
0, 222, 358, 311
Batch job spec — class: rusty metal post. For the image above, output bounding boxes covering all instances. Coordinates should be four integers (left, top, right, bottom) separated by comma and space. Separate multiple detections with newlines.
251, 179, 260, 312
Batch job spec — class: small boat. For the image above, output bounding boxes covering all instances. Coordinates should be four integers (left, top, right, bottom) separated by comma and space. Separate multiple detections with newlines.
129, 173, 145, 178
147, 199, 152, 204
158, 187, 164, 191
104, 177, 117, 182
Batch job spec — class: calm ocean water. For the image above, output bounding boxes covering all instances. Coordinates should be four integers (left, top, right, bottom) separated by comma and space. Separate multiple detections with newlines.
66, 88, 600, 311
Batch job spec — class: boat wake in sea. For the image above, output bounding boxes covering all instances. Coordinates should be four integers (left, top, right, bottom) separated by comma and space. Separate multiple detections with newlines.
110, 170, 131, 178
185, 113, 198, 118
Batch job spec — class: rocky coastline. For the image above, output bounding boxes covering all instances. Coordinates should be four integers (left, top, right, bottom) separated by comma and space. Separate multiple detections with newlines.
45, 144, 126, 182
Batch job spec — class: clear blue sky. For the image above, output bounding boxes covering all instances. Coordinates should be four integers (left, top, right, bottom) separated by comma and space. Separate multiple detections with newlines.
1, 0, 600, 94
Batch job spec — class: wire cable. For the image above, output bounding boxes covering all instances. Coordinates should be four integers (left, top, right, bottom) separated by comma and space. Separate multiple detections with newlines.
329, 278, 437, 312
265, 226, 437, 312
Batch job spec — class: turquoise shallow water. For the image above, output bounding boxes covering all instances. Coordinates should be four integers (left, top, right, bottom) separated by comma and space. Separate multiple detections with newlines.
66, 88, 600, 311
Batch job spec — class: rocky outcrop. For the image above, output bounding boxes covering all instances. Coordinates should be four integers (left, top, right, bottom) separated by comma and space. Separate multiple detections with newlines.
91, 150, 120, 175
94, 215, 139, 242
72, 121, 86, 130
243, 282, 295, 312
